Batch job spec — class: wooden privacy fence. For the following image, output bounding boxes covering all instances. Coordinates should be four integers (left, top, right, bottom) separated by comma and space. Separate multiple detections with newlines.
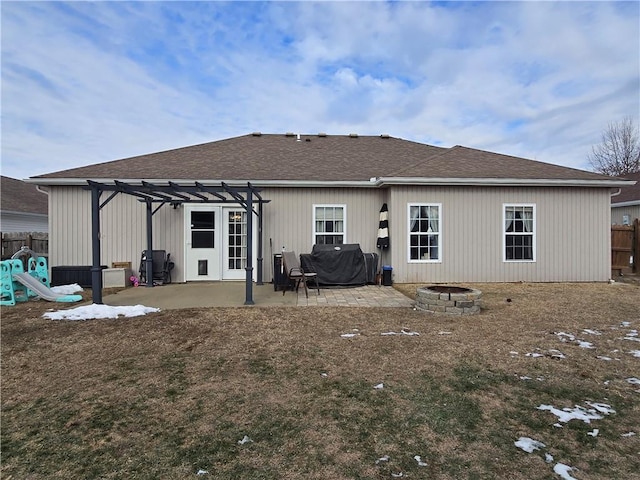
1, 232, 49, 260
611, 219, 639, 274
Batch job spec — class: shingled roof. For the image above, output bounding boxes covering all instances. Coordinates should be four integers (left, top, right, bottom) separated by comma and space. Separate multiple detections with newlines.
32, 133, 621, 185
1, 176, 48, 215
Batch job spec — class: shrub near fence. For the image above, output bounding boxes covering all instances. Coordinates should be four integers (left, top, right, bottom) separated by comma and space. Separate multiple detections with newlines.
1, 232, 49, 260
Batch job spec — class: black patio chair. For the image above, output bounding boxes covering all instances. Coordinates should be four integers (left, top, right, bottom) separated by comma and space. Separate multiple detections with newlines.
139, 250, 174, 285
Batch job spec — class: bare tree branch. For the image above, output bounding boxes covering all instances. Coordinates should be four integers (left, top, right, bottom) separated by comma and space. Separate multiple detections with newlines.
588, 117, 640, 176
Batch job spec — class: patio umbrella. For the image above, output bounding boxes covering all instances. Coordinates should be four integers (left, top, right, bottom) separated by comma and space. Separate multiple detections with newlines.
376, 203, 389, 249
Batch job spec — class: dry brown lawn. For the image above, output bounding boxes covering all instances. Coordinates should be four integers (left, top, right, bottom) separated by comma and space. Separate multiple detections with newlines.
2, 282, 639, 479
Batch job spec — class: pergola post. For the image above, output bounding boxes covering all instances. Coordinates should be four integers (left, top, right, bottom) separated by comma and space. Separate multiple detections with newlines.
145, 200, 153, 287
90, 185, 103, 304
244, 191, 255, 305
256, 199, 264, 285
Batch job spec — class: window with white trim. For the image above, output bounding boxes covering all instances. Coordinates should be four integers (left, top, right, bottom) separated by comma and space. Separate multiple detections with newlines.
313, 205, 346, 245
408, 204, 441, 262
504, 204, 535, 261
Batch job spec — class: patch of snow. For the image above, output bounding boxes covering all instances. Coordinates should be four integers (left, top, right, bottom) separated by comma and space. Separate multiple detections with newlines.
237, 435, 253, 445
582, 329, 602, 335
545, 453, 554, 463
621, 321, 631, 327
554, 463, 578, 480
413, 455, 428, 466
585, 401, 615, 416
373, 383, 384, 390
381, 328, 420, 336
587, 429, 599, 437
400, 328, 420, 336
340, 333, 359, 338
577, 340, 595, 349
375, 455, 390, 464
629, 350, 640, 358
621, 432, 636, 437
514, 436, 546, 453
43, 303, 160, 320
597, 356, 613, 361
553, 423, 563, 428
526, 352, 544, 358
439, 331, 452, 335
510, 351, 519, 355
537, 404, 604, 424
548, 349, 566, 359
555, 332, 575, 341
197, 469, 208, 475
321, 372, 328, 378
50, 283, 83, 295
391, 473, 404, 478
626, 378, 640, 385
519, 376, 532, 381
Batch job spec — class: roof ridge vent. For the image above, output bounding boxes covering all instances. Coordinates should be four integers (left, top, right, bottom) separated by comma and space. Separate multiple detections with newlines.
285, 132, 295, 137
349, 133, 358, 138
317, 132, 327, 137
251, 131, 262, 136
380, 134, 390, 139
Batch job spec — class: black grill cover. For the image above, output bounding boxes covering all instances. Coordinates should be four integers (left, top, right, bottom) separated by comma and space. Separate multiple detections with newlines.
300, 244, 376, 286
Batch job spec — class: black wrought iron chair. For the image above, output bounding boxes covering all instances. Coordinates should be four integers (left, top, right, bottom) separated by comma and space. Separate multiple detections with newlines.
139, 250, 175, 285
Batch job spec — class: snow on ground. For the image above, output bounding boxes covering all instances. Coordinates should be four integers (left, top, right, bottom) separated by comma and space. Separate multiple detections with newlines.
537, 402, 615, 424
554, 463, 578, 480
43, 303, 160, 320
50, 283, 83, 295
514, 437, 545, 453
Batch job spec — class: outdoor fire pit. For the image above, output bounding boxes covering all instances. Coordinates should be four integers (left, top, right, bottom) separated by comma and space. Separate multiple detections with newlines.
415, 285, 482, 315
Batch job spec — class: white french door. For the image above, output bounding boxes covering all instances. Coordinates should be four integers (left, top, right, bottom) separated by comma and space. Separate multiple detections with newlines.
184, 205, 256, 281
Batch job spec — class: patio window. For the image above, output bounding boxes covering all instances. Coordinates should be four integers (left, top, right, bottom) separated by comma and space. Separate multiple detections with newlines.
313, 205, 346, 245
504, 204, 535, 261
408, 204, 441, 262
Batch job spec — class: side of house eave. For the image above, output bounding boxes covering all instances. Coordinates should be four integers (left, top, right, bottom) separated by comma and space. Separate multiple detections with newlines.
25, 177, 635, 189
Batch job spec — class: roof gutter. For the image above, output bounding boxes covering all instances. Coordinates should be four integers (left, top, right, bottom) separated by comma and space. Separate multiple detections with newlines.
25, 178, 382, 188
25, 177, 636, 188
611, 200, 640, 208
375, 177, 637, 188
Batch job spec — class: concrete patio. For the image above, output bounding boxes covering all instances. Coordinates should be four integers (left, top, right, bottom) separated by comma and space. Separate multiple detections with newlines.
102, 282, 415, 309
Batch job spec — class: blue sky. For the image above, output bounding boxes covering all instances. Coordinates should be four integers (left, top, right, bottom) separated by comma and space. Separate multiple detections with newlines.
2, 1, 639, 180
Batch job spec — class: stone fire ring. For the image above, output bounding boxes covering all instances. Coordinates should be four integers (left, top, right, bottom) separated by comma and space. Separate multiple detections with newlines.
415, 285, 482, 315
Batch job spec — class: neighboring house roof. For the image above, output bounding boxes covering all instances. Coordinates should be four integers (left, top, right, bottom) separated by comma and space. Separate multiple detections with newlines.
611, 171, 640, 206
30, 133, 630, 187
1, 175, 48, 215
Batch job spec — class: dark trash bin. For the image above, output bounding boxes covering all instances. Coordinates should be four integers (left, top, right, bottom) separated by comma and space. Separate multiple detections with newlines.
382, 265, 393, 286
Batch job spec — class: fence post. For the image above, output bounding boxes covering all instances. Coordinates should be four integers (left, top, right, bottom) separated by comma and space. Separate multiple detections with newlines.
635, 218, 639, 274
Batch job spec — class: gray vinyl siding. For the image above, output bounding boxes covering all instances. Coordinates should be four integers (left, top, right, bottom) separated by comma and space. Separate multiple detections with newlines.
261, 187, 386, 282
49, 184, 611, 285
389, 186, 611, 283
0, 212, 48, 233
49, 186, 184, 280
611, 205, 640, 225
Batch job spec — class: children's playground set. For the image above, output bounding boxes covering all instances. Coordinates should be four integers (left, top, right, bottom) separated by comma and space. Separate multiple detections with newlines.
0, 247, 82, 306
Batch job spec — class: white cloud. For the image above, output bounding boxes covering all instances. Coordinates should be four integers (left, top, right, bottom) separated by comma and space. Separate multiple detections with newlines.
1, 1, 638, 179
